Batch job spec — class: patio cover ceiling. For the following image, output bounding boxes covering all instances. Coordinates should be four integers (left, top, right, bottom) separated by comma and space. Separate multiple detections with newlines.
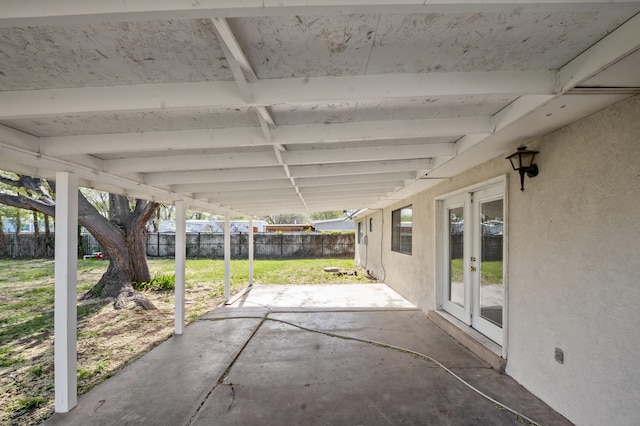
1, 1, 639, 216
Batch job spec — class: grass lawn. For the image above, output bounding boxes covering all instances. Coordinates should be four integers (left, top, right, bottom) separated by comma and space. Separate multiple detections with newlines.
0, 257, 372, 426
450, 258, 503, 285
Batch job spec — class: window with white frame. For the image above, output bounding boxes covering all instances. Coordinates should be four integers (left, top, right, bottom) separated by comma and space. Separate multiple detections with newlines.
391, 205, 412, 254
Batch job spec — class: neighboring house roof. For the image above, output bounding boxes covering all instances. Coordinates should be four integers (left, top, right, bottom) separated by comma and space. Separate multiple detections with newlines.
0, 3, 639, 215
311, 217, 355, 231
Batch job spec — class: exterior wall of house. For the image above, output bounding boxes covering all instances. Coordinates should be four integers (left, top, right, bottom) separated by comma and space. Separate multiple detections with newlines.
355, 94, 640, 425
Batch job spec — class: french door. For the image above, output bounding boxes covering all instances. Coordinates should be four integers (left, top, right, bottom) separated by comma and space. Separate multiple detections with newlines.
439, 183, 505, 345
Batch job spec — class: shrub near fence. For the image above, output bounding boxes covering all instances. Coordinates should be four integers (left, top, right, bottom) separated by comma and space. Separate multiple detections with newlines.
1, 232, 355, 259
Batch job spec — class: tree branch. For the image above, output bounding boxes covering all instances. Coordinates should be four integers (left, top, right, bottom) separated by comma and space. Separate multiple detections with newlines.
0, 175, 54, 204
132, 200, 159, 233
0, 192, 55, 217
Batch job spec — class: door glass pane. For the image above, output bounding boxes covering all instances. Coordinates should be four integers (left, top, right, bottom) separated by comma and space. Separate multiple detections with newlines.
480, 199, 504, 327
448, 206, 464, 307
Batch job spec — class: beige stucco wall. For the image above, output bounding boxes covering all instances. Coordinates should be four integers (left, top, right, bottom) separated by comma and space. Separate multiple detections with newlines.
355, 94, 640, 425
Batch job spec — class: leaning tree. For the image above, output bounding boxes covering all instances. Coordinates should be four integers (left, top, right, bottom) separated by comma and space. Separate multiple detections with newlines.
0, 173, 159, 309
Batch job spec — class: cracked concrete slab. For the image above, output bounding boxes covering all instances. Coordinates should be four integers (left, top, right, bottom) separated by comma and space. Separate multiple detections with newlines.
191, 310, 572, 425
42, 285, 572, 425
42, 317, 264, 426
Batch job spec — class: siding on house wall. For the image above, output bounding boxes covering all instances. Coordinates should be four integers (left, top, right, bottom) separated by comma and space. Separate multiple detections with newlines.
354, 94, 640, 425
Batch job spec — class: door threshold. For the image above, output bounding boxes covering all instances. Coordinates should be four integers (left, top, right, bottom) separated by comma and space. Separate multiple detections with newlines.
428, 309, 506, 373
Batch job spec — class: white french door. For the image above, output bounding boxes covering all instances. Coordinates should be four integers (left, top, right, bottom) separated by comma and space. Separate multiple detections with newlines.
439, 182, 505, 345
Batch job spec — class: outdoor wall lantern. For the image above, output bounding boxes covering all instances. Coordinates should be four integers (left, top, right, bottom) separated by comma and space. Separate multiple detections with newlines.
506, 146, 539, 191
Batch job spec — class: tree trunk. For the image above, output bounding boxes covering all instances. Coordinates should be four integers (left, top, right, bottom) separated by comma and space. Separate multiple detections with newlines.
78, 194, 159, 310
44, 214, 53, 257
33, 211, 41, 257
14, 213, 21, 257
33, 211, 40, 235
0, 175, 160, 310
0, 214, 5, 257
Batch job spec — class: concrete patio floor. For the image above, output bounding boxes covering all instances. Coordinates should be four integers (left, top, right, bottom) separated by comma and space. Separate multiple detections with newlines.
43, 284, 572, 425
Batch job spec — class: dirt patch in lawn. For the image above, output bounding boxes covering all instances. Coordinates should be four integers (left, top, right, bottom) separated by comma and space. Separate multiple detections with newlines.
0, 257, 374, 425
0, 283, 225, 426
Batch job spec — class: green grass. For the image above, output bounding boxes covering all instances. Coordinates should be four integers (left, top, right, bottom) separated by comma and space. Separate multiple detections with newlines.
0, 256, 370, 425
7, 397, 49, 413
480, 261, 503, 285
145, 258, 370, 286
450, 258, 503, 285
0, 257, 368, 349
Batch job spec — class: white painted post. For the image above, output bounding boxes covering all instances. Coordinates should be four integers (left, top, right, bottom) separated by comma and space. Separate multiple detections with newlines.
248, 217, 254, 287
174, 200, 186, 335
224, 213, 231, 303
54, 172, 78, 413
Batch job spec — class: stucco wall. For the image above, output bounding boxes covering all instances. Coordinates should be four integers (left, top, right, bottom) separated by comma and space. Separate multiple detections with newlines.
355, 95, 640, 425
505, 95, 640, 425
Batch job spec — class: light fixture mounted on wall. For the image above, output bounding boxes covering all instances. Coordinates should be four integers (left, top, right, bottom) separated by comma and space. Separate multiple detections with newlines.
506, 146, 539, 191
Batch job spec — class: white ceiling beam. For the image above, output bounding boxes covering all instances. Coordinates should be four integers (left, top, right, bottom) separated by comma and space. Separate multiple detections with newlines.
172, 178, 293, 193
0, 82, 241, 120
257, 110, 274, 144
57, 155, 105, 173
282, 143, 454, 165
211, 192, 302, 203
253, 71, 554, 104
144, 166, 287, 185
195, 187, 298, 200
273, 119, 482, 145
103, 151, 278, 173
212, 18, 254, 103
490, 95, 556, 133
296, 172, 415, 187
220, 200, 306, 210
222, 199, 304, 207
423, 14, 640, 184
305, 197, 382, 207
40, 128, 265, 156
0, 135, 236, 214
300, 181, 403, 194
217, 43, 253, 103
212, 17, 258, 83
0, 158, 38, 177
555, 12, 640, 93
0, 123, 40, 152
233, 206, 309, 215
453, 134, 492, 156
2, 1, 636, 27
303, 189, 389, 200
0, 72, 553, 119
290, 159, 433, 179
256, 106, 276, 128
39, 118, 476, 155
